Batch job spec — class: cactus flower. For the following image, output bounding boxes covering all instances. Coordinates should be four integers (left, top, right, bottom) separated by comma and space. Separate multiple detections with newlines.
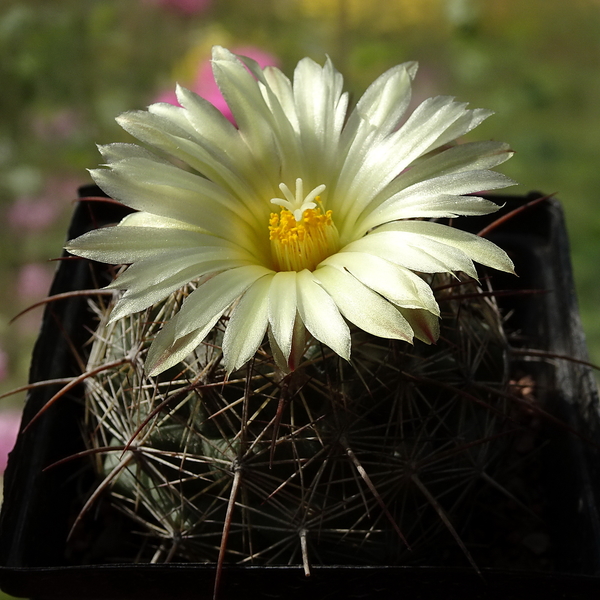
67, 46, 515, 375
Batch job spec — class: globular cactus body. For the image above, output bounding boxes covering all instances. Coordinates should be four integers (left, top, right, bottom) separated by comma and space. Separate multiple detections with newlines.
83, 274, 511, 568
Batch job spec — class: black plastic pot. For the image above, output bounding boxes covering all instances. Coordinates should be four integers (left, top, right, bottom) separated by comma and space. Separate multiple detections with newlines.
1, 187, 599, 599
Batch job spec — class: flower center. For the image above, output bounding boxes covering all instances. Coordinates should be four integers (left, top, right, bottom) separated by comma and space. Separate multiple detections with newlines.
269, 179, 339, 272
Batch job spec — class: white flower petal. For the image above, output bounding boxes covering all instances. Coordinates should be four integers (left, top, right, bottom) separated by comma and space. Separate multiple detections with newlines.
66, 226, 241, 264
343, 61, 417, 143
255, 77, 306, 183
146, 265, 273, 375
235, 58, 304, 165
389, 141, 514, 192
294, 56, 345, 143
293, 56, 347, 184
98, 145, 254, 218
116, 108, 264, 205
174, 265, 273, 338
378, 220, 516, 274
262, 67, 299, 132
146, 314, 222, 376
118, 211, 201, 231
268, 271, 298, 362
330, 63, 416, 217
109, 248, 252, 289
366, 194, 503, 224
371, 97, 470, 171
321, 251, 439, 314
313, 266, 414, 342
341, 230, 478, 278
296, 269, 350, 360
98, 142, 166, 164
336, 97, 474, 237
267, 326, 289, 373
222, 275, 272, 372
109, 265, 206, 323
147, 101, 196, 133
427, 108, 494, 153
109, 257, 253, 322
211, 47, 281, 178
357, 170, 515, 232
356, 140, 513, 220
174, 84, 239, 142
397, 307, 439, 344
397, 169, 515, 203
90, 163, 262, 246
212, 48, 311, 191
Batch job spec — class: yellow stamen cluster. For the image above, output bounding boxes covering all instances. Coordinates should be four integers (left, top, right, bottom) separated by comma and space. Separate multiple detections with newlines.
269, 204, 340, 272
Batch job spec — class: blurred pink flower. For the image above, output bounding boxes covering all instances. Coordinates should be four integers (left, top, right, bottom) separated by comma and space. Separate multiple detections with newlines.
16, 263, 54, 300
30, 109, 81, 142
8, 196, 60, 232
156, 46, 280, 124
7, 176, 81, 233
13, 264, 54, 335
0, 410, 21, 473
143, 0, 212, 15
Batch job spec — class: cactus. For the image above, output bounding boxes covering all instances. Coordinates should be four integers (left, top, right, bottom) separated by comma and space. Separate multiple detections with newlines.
81, 272, 514, 570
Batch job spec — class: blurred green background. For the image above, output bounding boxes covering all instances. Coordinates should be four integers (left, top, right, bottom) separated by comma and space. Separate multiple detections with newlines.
0, 0, 599, 540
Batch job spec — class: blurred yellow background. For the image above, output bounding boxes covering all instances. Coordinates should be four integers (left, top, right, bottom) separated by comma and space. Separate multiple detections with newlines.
1, 0, 599, 518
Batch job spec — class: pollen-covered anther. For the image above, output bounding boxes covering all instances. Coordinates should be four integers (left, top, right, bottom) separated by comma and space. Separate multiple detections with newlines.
269, 205, 339, 272
268, 178, 339, 271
